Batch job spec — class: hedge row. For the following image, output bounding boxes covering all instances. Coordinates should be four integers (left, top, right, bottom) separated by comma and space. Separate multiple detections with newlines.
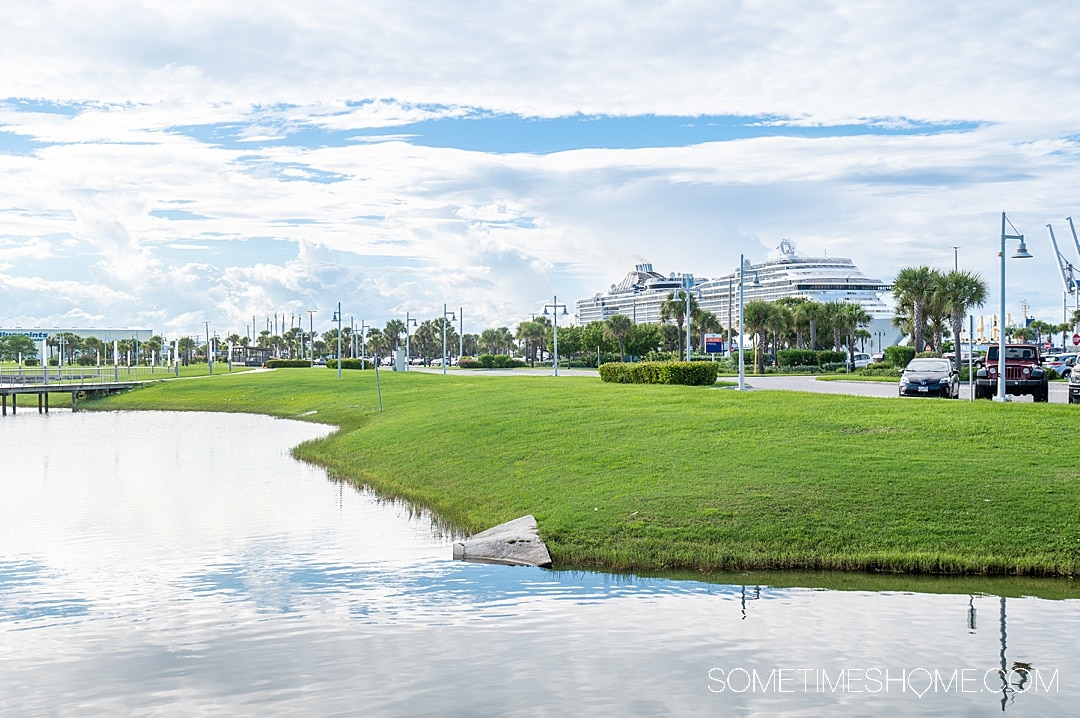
476, 354, 527, 368
776, 349, 848, 367
327, 359, 373, 370
598, 361, 719, 386
265, 359, 313, 368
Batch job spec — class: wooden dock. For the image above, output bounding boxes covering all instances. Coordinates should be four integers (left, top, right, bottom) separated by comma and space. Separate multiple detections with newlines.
0, 370, 139, 415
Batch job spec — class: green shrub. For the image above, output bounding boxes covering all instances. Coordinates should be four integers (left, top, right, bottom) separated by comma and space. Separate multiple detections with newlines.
856, 365, 901, 377
458, 357, 480, 368
506, 358, 526, 368
76, 355, 97, 366
599, 361, 718, 386
778, 349, 818, 367
321, 358, 369, 369
478, 354, 497, 368
817, 350, 846, 365
598, 363, 631, 382
884, 345, 916, 368
266, 359, 314, 368
23, 358, 40, 366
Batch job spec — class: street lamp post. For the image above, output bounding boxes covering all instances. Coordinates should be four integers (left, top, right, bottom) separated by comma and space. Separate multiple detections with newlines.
332, 303, 342, 379
543, 296, 568, 376
307, 310, 315, 361
737, 256, 760, 391
405, 312, 417, 371
996, 211, 1033, 402
459, 306, 464, 363
442, 304, 456, 375
738, 256, 746, 391
360, 321, 369, 363
680, 274, 694, 361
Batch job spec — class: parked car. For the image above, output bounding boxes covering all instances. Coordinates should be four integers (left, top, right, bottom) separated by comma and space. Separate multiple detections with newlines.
851, 352, 872, 369
974, 344, 1048, 401
1043, 353, 1077, 378
1069, 366, 1080, 403
899, 357, 959, 398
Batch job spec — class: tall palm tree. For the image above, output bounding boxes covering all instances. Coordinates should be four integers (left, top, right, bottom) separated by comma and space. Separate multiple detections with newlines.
933, 270, 989, 368
383, 319, 406, 351
893, 266, 941, 353
516, 320, 546, 366
836, 302, 872, 367
823, 301, 848, 352
480, 328, 501, 354
775, 298, 806, 348
659, 290, 699, 360
742, 300, 776, 374
692, 310, 723, 353
603, 314, 634, 362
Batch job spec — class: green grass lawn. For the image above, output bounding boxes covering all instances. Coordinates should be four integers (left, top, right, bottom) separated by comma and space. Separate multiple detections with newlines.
82, 368, 1080, 577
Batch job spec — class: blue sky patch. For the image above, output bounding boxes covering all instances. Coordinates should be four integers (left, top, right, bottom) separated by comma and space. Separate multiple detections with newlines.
0, 130, 47, 156
166, 108, 982, 155
150, 209, 210, 221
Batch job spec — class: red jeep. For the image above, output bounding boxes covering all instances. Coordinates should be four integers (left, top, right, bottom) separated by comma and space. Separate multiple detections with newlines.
974, 344, 1049, 401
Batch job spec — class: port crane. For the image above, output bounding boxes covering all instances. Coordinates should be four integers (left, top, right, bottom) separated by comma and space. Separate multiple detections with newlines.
1046, 219, 1080, 346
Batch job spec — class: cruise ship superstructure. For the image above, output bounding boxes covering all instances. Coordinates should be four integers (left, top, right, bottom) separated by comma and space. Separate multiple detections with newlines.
576, 240, 898, 346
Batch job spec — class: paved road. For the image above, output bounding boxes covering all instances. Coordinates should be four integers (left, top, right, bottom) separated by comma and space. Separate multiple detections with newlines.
729, 374, 1072, 403
411, 366, 1073, 403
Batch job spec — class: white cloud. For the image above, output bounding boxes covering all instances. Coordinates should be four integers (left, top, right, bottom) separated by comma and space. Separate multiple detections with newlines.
2, 1, 1080, 334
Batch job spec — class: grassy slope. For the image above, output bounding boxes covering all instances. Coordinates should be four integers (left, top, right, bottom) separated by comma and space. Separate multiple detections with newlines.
84, 369, 1080, 577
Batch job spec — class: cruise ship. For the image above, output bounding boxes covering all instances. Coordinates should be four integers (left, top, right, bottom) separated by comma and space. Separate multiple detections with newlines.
576, 240, 899, 348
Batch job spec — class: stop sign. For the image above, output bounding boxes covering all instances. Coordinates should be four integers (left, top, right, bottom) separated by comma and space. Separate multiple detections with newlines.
1073, 333, 1080, 346
1045, 341, 1052, 351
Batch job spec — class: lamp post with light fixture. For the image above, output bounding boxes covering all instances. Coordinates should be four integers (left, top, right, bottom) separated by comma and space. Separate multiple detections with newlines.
995, 212, 1033, 402
442, 304, 456, 375
307, 310, 316, 361
331, 303, 342, 380
543, 296, 569, 376
405, 313, 417, 370
737, 255, 760, 391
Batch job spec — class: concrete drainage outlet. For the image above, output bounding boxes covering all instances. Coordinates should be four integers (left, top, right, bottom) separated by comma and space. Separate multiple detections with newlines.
452, 515, 553, 568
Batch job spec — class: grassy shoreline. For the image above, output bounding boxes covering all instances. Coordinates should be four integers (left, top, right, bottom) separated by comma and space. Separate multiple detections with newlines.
83, 369, 1080, 578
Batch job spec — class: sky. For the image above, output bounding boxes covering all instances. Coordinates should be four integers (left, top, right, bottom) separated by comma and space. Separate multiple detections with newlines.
2, 1, 1080, 340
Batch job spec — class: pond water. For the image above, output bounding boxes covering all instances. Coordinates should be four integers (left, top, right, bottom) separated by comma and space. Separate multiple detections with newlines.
1, 410, 1077, 716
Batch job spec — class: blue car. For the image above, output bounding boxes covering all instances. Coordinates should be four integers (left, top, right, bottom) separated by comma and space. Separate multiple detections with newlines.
899, 358, 959, 398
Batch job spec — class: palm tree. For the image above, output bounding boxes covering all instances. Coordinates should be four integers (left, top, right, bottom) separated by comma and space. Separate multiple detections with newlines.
480, 328, 501, 354
177, 336, 197, 365
823, 301, 848, 352
776, 298, 807, 348
659, 290, 699, 360
933, 270, 989, 368
836, 302, 872, 368
692, 310, 723, 353
516, 320, 546, 367
893, 266, 941, 353
383, 319, 406, 351
742, 300, 776, 374
603, 314, 634, 362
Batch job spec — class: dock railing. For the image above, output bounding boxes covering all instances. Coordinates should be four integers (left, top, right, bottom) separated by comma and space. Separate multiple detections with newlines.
0, 365, 172, 388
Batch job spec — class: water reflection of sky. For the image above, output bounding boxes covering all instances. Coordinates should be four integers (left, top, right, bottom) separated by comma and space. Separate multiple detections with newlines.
2, 410, 1078, 716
